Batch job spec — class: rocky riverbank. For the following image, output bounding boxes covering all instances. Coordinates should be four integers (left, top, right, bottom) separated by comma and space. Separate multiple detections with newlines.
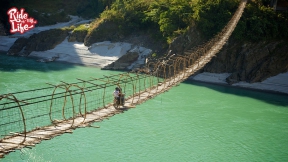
1, 15, 287, 94
190, 72, 288, 95
165, 25, 288, 84
0, 16, 154, 70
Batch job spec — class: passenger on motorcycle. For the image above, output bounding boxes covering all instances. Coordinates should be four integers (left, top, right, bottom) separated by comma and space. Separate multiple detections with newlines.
113, 87, 121, 105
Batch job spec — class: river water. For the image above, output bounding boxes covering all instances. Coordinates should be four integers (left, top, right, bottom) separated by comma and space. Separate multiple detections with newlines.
1, 54, 288, 162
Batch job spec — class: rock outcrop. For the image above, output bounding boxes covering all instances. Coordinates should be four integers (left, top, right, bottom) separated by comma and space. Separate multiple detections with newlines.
84, 20, 120, 46
203, 40, 288, 83
167, 26, 288, 84
84, 20, 167, 55
7, 29, 70, 56
102, 46, 152, 70
68, 29, 88, 42
7, 37, 28, 55
168, 26, 205, 55
102, 51, 139, 70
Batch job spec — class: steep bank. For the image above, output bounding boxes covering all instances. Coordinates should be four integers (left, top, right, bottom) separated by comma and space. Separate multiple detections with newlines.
165, 24, 288, 94
202, 39, 288, 84
166, 25, 288, 84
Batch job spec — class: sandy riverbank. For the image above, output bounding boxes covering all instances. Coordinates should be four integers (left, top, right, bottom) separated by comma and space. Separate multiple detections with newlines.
190, 72, 288, 95
28, 39, 151, 68
0, 16, 151, 69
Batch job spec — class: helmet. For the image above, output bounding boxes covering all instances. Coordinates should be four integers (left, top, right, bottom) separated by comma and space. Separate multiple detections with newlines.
115, 87, 119, 90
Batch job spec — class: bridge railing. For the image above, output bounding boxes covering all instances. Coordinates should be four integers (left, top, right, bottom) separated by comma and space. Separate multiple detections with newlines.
0, 73, 161, 143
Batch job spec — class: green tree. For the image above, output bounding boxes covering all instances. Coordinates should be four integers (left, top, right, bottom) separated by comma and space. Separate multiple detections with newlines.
233, 1, 288, 41
192, 0, 238, 39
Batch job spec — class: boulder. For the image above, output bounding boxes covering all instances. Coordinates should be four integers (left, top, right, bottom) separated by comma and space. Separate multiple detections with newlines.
7, 29, 70, 56
23, 29, 69, 55
7, 37, 28, 55
102, 51, 139, 70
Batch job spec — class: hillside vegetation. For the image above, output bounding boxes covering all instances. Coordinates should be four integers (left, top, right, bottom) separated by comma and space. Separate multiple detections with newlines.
9, 0, 288, 43
88, 0, 288, 44
89, 0, 239, 44
10, 0, 107, 26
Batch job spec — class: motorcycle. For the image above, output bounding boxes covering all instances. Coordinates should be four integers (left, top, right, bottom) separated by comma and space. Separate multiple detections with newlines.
113, 94, 125, 109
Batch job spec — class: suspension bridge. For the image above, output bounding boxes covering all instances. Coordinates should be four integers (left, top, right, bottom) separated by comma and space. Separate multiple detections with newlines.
0, 0, 247, 158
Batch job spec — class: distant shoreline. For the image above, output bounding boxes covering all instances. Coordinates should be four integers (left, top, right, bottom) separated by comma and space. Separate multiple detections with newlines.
1, 51, 287, 96
187, 78, 288, 96
189, 72, 288, 95
0, 51, 94, 67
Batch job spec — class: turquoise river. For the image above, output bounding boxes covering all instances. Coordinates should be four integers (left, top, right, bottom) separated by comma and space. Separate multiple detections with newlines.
1, 54, 288, 162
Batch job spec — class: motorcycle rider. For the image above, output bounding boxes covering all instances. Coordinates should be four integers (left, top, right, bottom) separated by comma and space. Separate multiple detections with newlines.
113, 87, 121, 105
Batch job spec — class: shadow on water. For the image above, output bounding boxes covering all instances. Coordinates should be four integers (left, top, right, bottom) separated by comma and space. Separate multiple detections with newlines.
0, 52, 76, 72
182, 80, 288, 107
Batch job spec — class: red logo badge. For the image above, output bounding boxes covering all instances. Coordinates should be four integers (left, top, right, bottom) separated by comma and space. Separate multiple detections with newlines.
7, 7, 37, 34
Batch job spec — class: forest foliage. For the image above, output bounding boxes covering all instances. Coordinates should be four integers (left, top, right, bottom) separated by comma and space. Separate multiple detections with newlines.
11, 0, 288, 42
97, 0, 288, 42
234, 0, 288, 41
10, 0, 107, 25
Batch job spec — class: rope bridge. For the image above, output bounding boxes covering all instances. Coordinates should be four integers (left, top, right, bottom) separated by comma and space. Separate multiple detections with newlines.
0, 0, 247, 158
